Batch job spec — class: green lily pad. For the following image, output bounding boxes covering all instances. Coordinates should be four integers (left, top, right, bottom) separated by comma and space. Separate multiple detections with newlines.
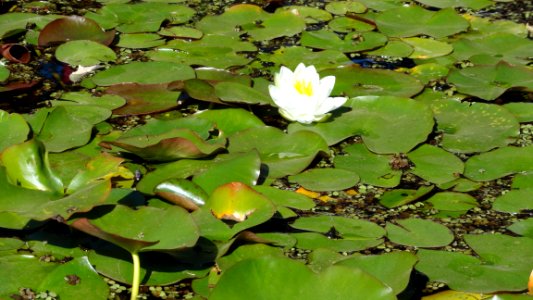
503, 103, 533, 122
205, 182, 276, 228
415, 0, 492, 9
91, 61, 195, 86
260, 47, 351, 71
386, 218, 454, 247
0, 255, 108, 300
105, 83, 182, 116
328, 16, 375, 32
195, 108, 264, 138
148, 34, 256, 69
492, 188, 533, 213
86, 2, 194, 33
325, 1, 367, 15
248, 10, 306, 41
375, 6, 469, 38
155, 178, 208, 211
301, 30, 387, 53
288, 168, 359, 192
321, 65, 424, 98
0, 65, 9, 82
408, 63, 449, 84
0, 110, 30, 153
447, 62, 533, 100
291, 215, 386, 240
71, 205, 199, 253
335, 143, 402, 188
37, 105, 110, 152
214, 82, 272, 105
366, 40, 414, 57
426, 192, 478, 216
0, 139, 63, 193
158, 26, 203, 39
507, 218, 533, 239
335, 252, 418, 295
416, 248, 529, 293
452, 33, 533, 66
278, 6, 332, 24
228, 126, 329, 179
464, 145, 533, 181
427, 98, 519, 153
290, 96, 433, 151
401, 37, 453, 59
408, 144, 464, 184
38, 16, 115, 46
87, 242, 209, 285
0, 12, 58, 39
66, 154, 124, 194
379, 186, 434, 208
192, 151, 261, 195
209, 256, 395, 300
55, 40, 116, 66
116, 33, 165, 48
253, 185, 316, 210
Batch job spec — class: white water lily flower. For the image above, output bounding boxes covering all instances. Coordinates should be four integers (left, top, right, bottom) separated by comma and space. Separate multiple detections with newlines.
268, 63, 347, 124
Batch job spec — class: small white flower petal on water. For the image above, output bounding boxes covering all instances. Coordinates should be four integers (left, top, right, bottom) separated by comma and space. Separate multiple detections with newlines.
268, 63, 347, 124
69, 64, 103, 83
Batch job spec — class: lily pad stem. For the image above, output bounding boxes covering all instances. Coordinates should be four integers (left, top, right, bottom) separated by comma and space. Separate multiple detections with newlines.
131, 251, 140, 300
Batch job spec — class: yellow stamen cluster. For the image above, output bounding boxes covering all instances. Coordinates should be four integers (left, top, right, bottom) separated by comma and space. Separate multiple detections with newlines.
294, 80, 313, 96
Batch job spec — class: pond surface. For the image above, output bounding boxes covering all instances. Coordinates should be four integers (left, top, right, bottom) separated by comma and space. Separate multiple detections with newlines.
0, 0, 533, 299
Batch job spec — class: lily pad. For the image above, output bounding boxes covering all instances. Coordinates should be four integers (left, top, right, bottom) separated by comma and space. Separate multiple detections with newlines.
325, 1, 367, 15
321, 65, 424, 98
408, 144, 464, 184
195, 108, 264, 138
335, 252, 418, 295
209, 256, 395, 300
290, 215, 386, 240
328, 16, 375, 32
116, 33, 165, 48
38, 16, 115, 46
452, 33, 533, 66
415, 0, 493, 9
205, 182, 276, 227
375, 6, 469, 38
105, 83, 181, 116
91, 61, 195, 86
426, 192, 478, 216
55, 40, 116, 66
379, 186, 434, 208
288, 168, 359, 191
253, 185, 316, 210
214, 82, 272, 105
492, 188, 533, 213
261, 47, 351, 71
464, 145, 533, 181
71, 205, 199, 253
0, 65, 9, 82
507, 218, 533, 239
0, 111, 30, 153
228, 126, 329, 179
334, 143, 402, 188
155, 179, 208, 211
447, 62, 533, 100
301, 30, 387, 53
402, 37, 453, 59
427, 98, 519, 153
386, 218, 454, 247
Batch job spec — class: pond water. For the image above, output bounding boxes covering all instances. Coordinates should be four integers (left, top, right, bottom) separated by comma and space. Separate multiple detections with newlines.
0, 1, 533, 299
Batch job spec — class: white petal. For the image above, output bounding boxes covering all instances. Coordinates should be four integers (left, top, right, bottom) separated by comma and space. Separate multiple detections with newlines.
314, 96, 348, 115
317, 76, 336, 99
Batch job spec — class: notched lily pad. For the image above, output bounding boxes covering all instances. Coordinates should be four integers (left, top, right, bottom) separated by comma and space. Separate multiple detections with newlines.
91, 61, 195, 86
105, 83, 182, 116
55, 40, 116, 66
288, 168, 359, 192
386, 218, 454, 247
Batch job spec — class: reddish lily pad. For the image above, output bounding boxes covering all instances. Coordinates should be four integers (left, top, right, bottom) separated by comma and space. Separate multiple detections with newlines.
38, 16, 115, 46
105, 83, 182, 116
103, 128, 226, 162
